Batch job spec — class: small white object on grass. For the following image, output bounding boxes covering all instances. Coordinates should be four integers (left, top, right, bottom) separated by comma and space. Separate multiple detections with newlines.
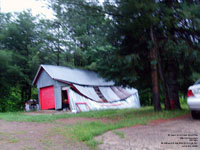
72, 110, 77, 114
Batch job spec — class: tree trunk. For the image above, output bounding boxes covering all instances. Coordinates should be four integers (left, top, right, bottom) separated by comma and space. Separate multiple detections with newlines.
157, 50, 171, 110
150, 29, 161, 111
28, 86, 32, 100
168, 59, 181, 110
56, 43, 60, 66
21, 87, 25, 103
57, 50, 60, 66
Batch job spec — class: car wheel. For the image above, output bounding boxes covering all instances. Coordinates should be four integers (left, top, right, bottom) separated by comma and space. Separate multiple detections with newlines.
191, 111, 200, 119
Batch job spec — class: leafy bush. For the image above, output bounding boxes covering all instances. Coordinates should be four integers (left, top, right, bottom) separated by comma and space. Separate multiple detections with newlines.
0, 88, 23, 112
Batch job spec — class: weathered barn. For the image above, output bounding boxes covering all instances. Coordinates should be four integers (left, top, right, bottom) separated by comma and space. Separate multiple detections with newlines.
32, 65, 140, 112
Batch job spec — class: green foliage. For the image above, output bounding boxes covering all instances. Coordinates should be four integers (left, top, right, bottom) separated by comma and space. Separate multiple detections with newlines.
0, 50, 13, 96
190, 72, 200, 82
139, 88, 152, 106
0, 50, 22, 112
0, 88, 22, 112
48, 0, 112, 68
179, 94, 187, 107
100, 0, 200, 108
0, 11, 60, 111
96, 48, 138, 87
31, 88, 38, 100
1, 0, 200, 111
0, 11, 41, 103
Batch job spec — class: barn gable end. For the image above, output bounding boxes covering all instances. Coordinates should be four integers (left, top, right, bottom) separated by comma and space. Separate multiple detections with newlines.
35, 69, 67, 110
36, 69, 55, 89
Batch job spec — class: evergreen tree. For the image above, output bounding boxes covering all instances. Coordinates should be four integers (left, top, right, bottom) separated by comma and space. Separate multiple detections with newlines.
47, 0, 112, 68
0, 11, 40, 103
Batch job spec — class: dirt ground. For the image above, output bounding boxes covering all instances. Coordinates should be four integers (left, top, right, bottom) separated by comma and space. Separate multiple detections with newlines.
95, 115, 200, 150
0, 119, 90, 150
0, 114, 199, 150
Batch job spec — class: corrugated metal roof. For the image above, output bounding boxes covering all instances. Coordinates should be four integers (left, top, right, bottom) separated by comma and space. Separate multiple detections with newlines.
73, 84, 138, 102
33, 64, 114, 86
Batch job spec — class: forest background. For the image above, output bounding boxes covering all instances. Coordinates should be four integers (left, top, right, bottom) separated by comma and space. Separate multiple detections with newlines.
0, 0, 200, 112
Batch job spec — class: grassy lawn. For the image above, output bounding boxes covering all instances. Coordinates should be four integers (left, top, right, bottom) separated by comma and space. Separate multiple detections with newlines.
0, 106, 190, 148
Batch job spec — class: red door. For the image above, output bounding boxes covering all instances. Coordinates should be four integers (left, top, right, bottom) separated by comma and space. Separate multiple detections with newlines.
40, 86, 55, 110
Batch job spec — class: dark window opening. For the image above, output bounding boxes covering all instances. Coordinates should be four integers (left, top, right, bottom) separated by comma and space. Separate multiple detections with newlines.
62, 90, 70, 111
93, 87, 108, 102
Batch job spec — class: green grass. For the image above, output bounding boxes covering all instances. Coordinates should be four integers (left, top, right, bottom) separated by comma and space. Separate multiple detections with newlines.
0, 112, 77, 122
0, 105, 189, 122
0, 131, 20, 143
112, 131, 125, 138
0, 106, 190, 148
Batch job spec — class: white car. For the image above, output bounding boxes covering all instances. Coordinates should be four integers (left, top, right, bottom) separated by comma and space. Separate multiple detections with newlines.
187, 79, 200, 119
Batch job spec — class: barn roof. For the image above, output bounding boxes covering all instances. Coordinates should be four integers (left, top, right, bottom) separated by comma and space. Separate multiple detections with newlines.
33, 64, 114, 86
33, 64, 138, 103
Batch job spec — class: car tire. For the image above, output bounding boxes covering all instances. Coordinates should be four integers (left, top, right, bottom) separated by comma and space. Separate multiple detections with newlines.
191, 110, 200, 119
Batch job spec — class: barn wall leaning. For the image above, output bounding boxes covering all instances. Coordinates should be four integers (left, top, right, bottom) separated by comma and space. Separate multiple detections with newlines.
54, 81, 66, 110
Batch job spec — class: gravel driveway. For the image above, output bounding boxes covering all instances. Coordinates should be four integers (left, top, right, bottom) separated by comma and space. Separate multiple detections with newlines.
0, 114, 198, 150
0, 119, 90, 150
96, 115, 200, 150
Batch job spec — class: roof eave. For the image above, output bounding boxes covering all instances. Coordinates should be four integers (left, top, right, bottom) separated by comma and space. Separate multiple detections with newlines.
32, 65, 44, 86
54, 78, 114, 87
